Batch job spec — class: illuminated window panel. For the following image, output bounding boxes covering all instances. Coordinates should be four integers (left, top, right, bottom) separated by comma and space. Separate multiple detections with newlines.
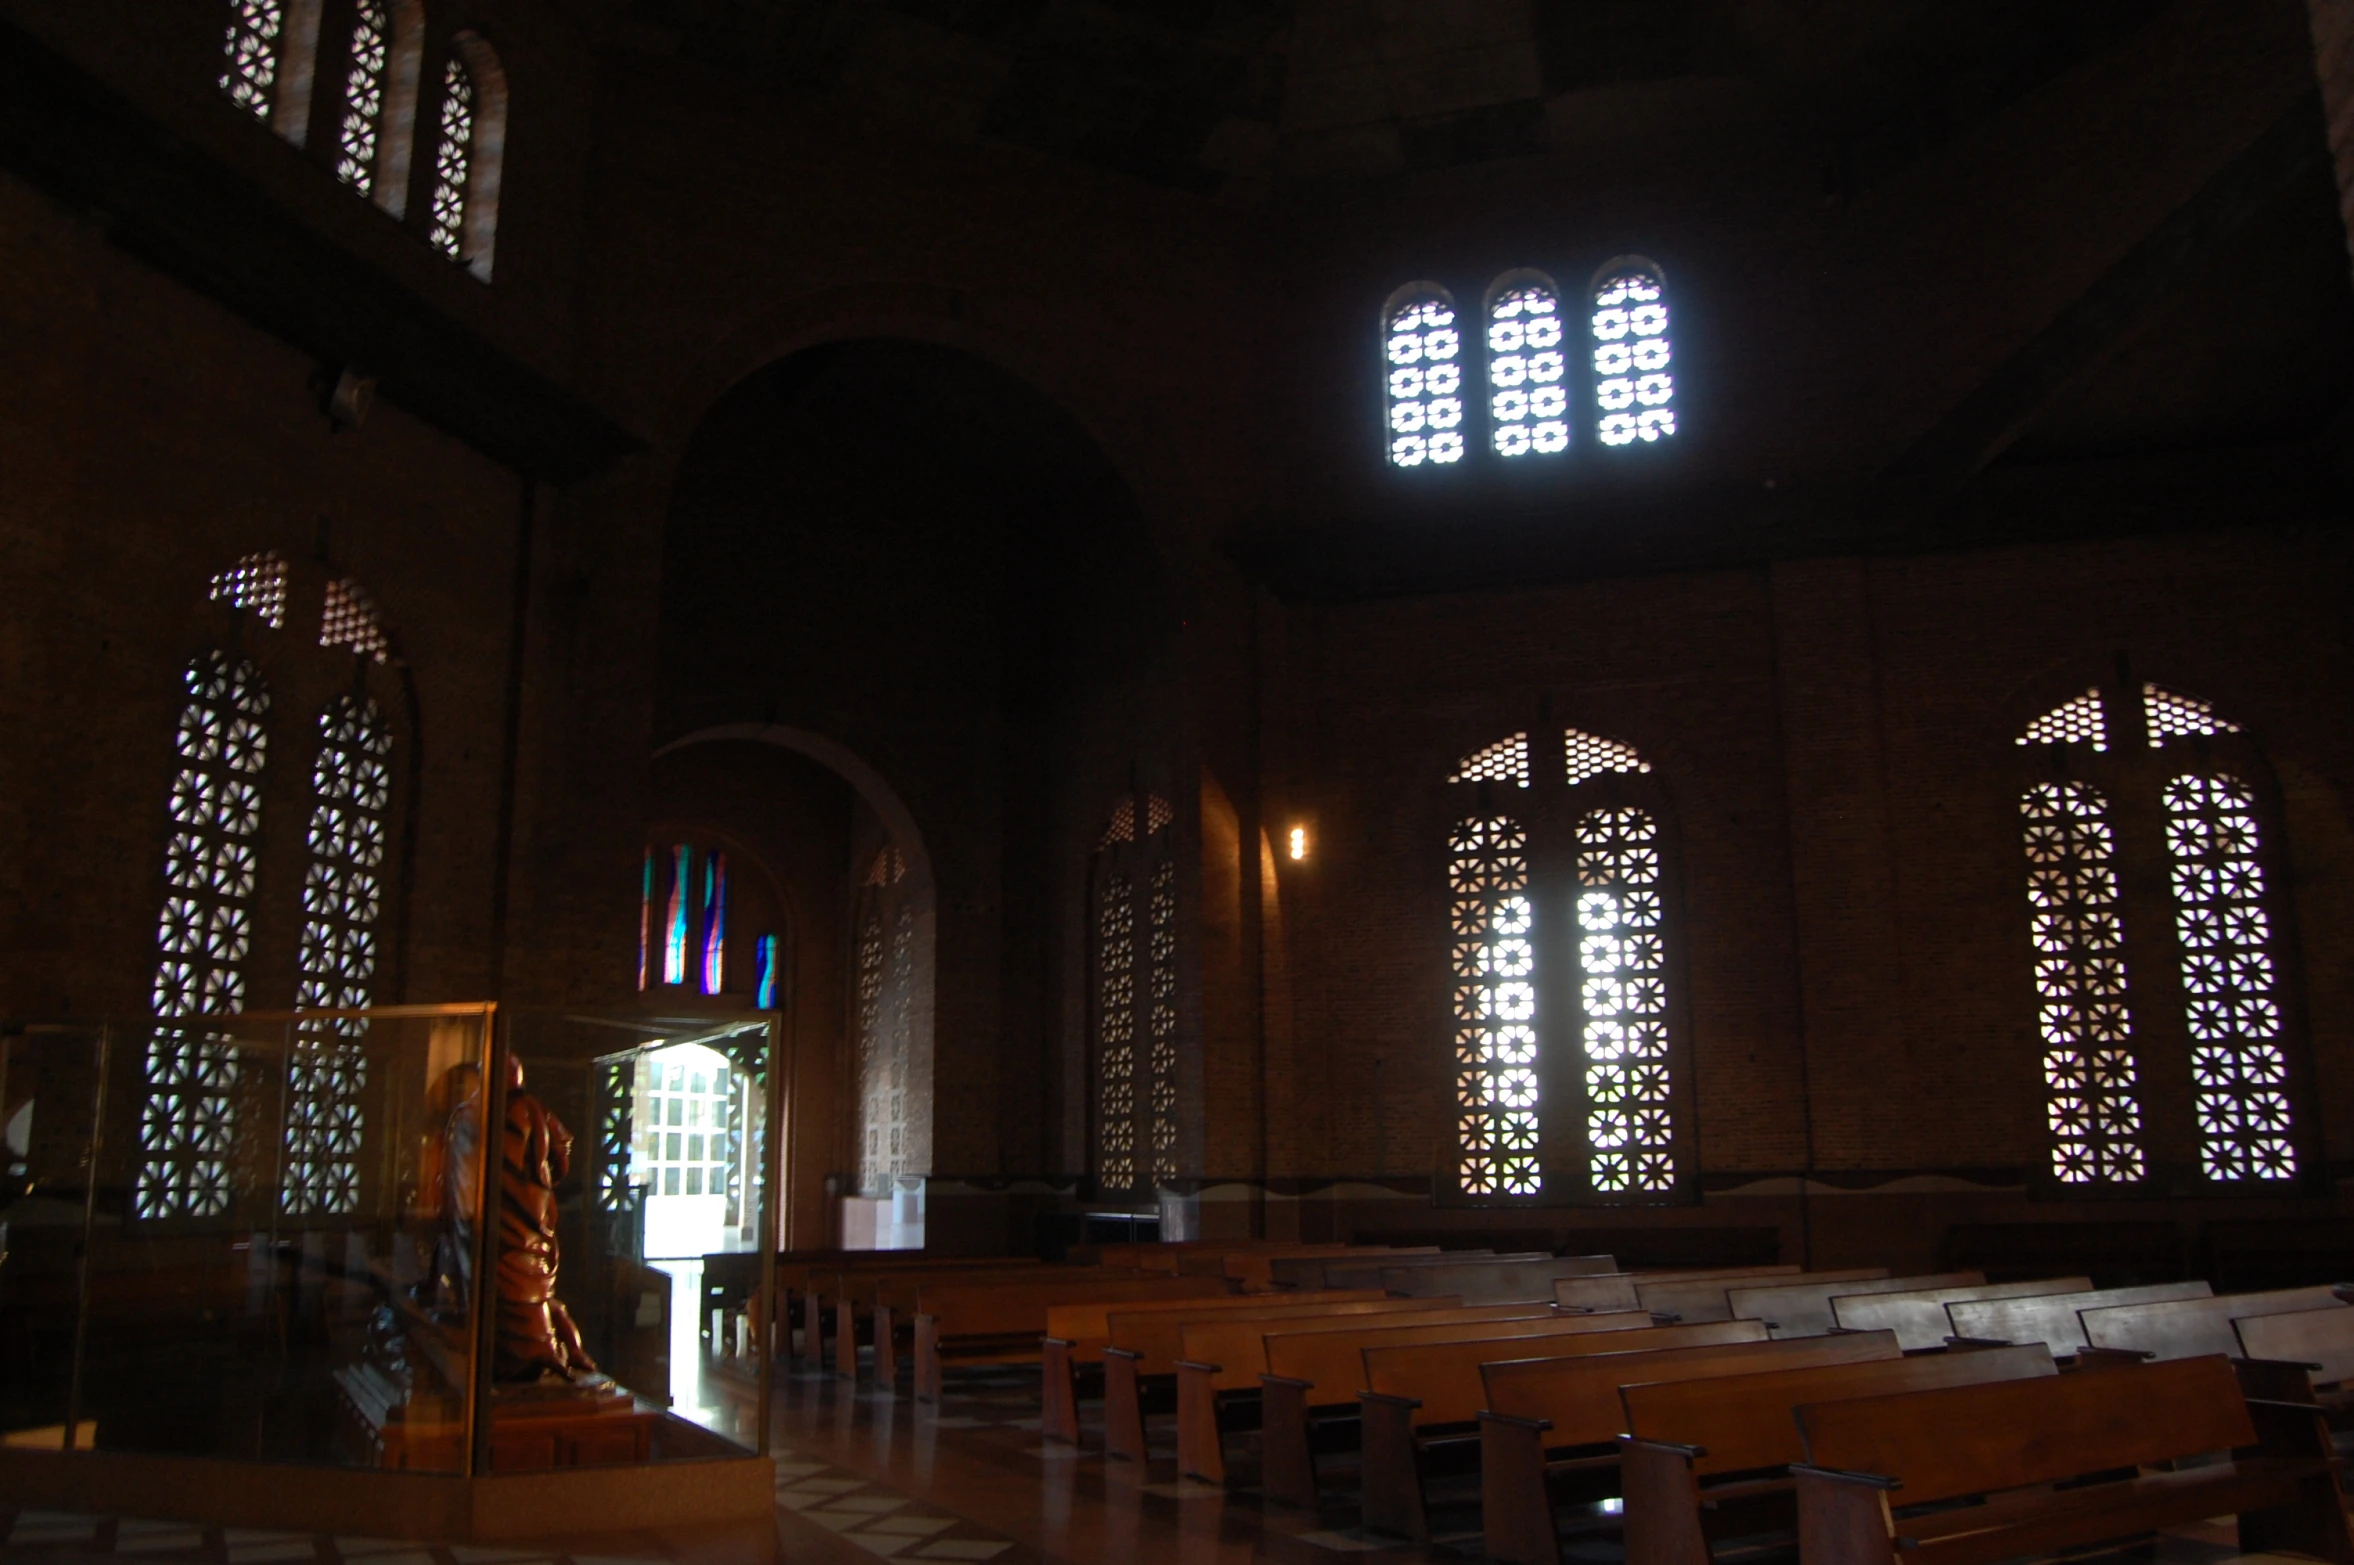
638, 848, 655, 990
1592, 267, 1675, 446
1575, 808, 1674, 1193
209, 551, 289, 628
1451, 816, 1538, 1196
221, 0, 287, 120
2020, 781, 2142, 1184
285, 695, 393, 1217
1101, 792, 1173, 848
663, 845, 689, 986
321, 578, 390, 662
430, 58, 475, 260
1565, 728, 1650, 787
1487, 276, 1569, 458
335, 1, 390, 193
1148, 859, 1178, 1185
2020, 689, 2106, 751
1098, 874, 1137, 1189
753, 933, 779, 1009
1449, 732, 1530, 788
139, 652, 271, 1221
2164, 774, 2295, 1182
2146, 684, 2241, 748
700, 851, 728, 996
1385, 290, 1466, 468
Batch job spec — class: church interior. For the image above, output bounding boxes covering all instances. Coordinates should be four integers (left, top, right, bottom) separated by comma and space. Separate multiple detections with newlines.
10, 0, 2354, 1561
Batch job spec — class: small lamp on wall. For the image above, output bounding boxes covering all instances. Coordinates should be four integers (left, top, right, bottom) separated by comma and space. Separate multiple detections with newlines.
1287, 824, 1310, 862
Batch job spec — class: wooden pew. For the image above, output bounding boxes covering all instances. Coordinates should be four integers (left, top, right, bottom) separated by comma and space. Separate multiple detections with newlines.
1039, 1288, 1390, 1442
847, 1263, 1116, 1380
2079, 1284, 2347, 1362
1359, 1321, 1804, 1539
1639, 1268, 1887, 1325
1944, 1279, 2210, 1359
1791, 1354, 2354, 1565
1728, 1271, 1982, 1339
908, 1274, 1230, 1401
1229, 1246, 1433, 1292
1319, 1251, 1535, 1289
780, 1253, 1033, 1364
1380, 1256, 1620, 1303
1257, 1311, 1652, 1508
1168, 1302, 1555, 1480
1268, 1248, 1450, 1289
1458, 1332, 1899, 1551
1608, 1345, 2055, 1565
2237, 1307, 2354, 1408
1557, 1267, 1800, 1315
1829, 1276, 2092, 1352
1097, 1296, 1450, 1458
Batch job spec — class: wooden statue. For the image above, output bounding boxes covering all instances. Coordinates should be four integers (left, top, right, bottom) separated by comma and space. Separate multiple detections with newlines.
494, 1054, 599, 1382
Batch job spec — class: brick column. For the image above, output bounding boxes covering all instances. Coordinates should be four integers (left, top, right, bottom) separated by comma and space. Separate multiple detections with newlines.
2309, 0, 2354, 277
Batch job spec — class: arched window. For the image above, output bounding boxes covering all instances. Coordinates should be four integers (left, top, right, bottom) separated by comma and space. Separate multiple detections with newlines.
138, 650, 271, 1220
220, 0, 290, 120
333, 1, 390, 193
1383, 285, 1466, 468
1091, 790, 1177, 1192
1485, 272, 1570, 458
854, 846, 918, 1197
1591, 260, 1676, 447
2014, 678, 2303, 1186
1446, 727, 1684, 1202
427, 34, 506, 280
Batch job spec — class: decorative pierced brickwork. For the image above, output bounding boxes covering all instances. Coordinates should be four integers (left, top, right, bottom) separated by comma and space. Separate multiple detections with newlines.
1101, 792, 1173, 848
1449, 731, 1529, 788
336, 2, 390, 194
2145, 684, 2241, 748
1386, 290, 1465, 467
1451, 815, 1537, 1196
220, 0, 286, 120
209, 552, 288, 628
2020, 780, 2143, 1184
1565, 727, 1650, 786
1575, 808, 1674, 1193
1592, 266, 1675, 446
1147, 859, 1178, 1184
321, 578, 390, 661
1488, 276, 1569, 458
1096, 872, 1137, 1188
2020, 688, 2106, 751
429, 58, 474, 260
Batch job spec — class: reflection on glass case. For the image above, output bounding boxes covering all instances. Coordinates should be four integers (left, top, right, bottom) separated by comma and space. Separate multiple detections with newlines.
0, 1007, 776, 1477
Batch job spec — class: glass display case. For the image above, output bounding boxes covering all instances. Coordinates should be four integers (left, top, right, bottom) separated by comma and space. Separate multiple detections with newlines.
0, 1006, 777, 1479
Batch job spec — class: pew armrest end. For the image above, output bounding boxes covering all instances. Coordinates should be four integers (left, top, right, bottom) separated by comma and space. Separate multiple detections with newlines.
1791, 1463, 1902, 1492
1476, 1410, 1553, 1435
1360, 1390, 1424, 1413
1261, 1374, 1314, 1391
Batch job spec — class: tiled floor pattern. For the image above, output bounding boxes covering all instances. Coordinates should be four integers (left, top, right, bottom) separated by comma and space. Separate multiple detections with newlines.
773, 1453, 1013, 1561
0, 1513, 637, 1565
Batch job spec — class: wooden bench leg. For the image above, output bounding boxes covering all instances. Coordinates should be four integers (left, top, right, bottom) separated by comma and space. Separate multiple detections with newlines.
1175, 1361, 1227, 1484
1105, 1349, 1150, 1462
914, 1313, 944, 1404
1620, 1437, 1709, 1565
1259, 1377, 1322, 1509
2243, 1399, 2354, 1564
1358, 1394, 1430, 1540
1042, 1339, 1082, 1444
1793, 1466, 1899, 1565
833, 1296, 859, 1380
873, 1304, 899, 1389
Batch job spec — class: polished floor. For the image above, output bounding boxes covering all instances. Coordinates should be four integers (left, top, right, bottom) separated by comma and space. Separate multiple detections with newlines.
0, 1347, 2322, 1565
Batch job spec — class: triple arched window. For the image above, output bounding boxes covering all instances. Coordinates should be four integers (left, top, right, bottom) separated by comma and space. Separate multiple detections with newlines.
1446, 728, 1687, 1201
140, 553, 403, 1222
217, 1, 504, 279
1385, 260, 1677, 469
2015, 677, 2306, 1188
1089, 790, 1179, 1194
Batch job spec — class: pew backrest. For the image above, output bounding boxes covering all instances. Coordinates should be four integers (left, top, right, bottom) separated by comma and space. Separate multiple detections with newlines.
2236, 1305, 2354, 1385
1177, 1300, 1536, 1387
1046, 1287, 1386, 1347
1378, 1256, 1619, 1302
1107, 1296, 1441, 1373
868, 1264, 1135, 1312
1556, 1266, 1801, 1315
1727, 1271, 1982, 1339
1619, 1342, 2054, 1476
2080, 1285, 2346, 1361
1264, 1247, 1444, 1289
915, 1275, 1229, 1337
1318, 1251, 1523, 1289
1945, 1280, 2211, 1356
1829, 1276, 2093, 1352
1795, 1353, 2254, 1505
1481, 1330, 1902, 1447
1262, 1311, 1652, 1401
1639, 1267, 1888, 1324
1370, 1319, 1775, 1429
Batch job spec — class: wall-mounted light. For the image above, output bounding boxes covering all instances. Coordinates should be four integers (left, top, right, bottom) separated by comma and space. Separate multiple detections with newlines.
1288, 825, 1310, 862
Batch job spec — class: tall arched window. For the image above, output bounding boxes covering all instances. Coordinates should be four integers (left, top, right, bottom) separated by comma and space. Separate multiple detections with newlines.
1091, 791, 1177, 1192
138, 651, 272, 1221
1446, 726, 1684, 1202
220, 0, 290, 120
2014, 677, 2303, 1186
854, 846, 918, 1197
334, 1, 391, 193
427, 34, 507, 280
1383, 285, 1466, 468
1486, 271, 1570, 459
1591, 260, 1676, 447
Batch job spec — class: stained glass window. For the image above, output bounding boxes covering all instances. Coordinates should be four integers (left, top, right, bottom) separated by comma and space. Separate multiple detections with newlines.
1452, 815, 1537, 1196
209, 551, 288, 628
2020, 689, 2106, 751
1575, 808, 1674, 1192
637, 847, 655, 991
1147, 859, 1179, 1185
700, 851, 728, 996
284, 696, 392, 1217
220, 0, 287, 120
2020, 781, 2142, 1184
335, 0, 390, 194
2145, 684, 2241, 748
2164, 774, 2295, 1181
1565, 728, 1650, 787
1385, 289, 1466, 468
139, 652, 271, 1221
429, 58, 474, 260
663, 845, 689, 987
753, 933, 778, 1009
1592, 266, 1675, 446
1097, 873, 1136, 1188
1449, 732, 1530, 788
1487, 275, 1569, 458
